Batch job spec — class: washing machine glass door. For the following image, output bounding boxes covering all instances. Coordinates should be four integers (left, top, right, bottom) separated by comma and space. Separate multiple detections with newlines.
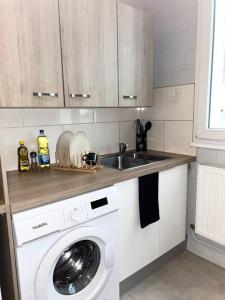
35, 226, 114, 300
53, 240, 100, 295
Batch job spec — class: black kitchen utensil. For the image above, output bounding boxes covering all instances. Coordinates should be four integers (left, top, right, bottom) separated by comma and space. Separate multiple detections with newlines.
142, 121, 152, 151
144, 121, 152, 132
136, 119, 143, 152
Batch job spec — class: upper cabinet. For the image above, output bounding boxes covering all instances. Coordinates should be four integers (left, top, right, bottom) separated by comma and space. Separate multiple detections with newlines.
59, 0, 118, 107
118, 2, 154, 107
0, 0, 64, 107
0, 0, 154, 108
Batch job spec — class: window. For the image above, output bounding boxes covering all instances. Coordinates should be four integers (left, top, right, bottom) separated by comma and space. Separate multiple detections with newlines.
209, 0, 225, 129
194, 0, 225, 148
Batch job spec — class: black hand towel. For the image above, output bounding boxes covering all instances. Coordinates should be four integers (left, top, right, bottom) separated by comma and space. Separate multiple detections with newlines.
138, 172, 160, 228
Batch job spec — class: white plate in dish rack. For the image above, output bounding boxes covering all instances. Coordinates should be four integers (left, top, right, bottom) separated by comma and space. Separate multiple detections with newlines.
69, 131, 90, 167
56, 131, 74, 166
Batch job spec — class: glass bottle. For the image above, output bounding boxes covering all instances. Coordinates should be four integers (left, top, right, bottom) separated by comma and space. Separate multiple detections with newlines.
18, 140, 30, 172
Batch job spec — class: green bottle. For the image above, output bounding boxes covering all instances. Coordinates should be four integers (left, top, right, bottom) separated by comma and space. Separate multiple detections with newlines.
37, 130, 50, 168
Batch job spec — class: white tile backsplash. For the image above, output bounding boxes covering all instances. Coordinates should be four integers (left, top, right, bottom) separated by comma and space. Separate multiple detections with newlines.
1, 83, 195, 170
63, 123, 119, 155
0, 109, 23, 128
3, 125, 63, 171
94, 108, 140, 123
23, 109, 60, 127
141, 84, 194, 121
147, 121, 164, 151
23, 109, 94, 126
59, 109, 94, 125
119, 121, 136, 150
0, 107, 139, 170
164, 121, 196, 155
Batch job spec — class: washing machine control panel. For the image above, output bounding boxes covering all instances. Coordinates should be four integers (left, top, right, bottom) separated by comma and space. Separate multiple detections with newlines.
62, 202, 88, 227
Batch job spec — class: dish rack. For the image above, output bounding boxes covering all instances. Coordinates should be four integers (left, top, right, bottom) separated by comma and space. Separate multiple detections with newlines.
52, 152, 103, 173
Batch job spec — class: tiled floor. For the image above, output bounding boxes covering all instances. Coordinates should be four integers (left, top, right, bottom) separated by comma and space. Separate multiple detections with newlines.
121, 251, 225, 300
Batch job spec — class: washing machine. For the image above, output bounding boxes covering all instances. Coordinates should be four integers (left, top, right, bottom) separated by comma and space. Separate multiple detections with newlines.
13, 186, 119, 300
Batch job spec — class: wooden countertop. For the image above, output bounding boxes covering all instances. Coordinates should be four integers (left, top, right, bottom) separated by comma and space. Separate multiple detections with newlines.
7, 151, 195, 213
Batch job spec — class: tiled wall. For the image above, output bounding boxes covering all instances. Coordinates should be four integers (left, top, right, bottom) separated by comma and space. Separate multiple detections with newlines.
154, 0, 197, 87
1, 83, 195, 172
140, 84, 196, 156
0, 108, 140, 171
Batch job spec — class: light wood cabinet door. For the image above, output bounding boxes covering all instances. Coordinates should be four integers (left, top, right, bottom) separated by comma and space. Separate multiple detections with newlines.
59, 0, 118, 107
118, 2, 154, 107
0, 0, 64, 107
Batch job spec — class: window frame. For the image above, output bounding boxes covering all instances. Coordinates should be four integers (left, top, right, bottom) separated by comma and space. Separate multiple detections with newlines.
194, 0, 225, 148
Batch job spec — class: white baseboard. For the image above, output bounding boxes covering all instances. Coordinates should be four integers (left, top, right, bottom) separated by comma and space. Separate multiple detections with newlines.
187, 233, 225, 269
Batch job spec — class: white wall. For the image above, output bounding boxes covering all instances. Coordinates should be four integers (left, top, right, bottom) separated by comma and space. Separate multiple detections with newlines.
0, 108, 140, 171
119, 0, 198, 88
154, 0, 197, 87
0, 90, 195, 172
141, 84, 196, 156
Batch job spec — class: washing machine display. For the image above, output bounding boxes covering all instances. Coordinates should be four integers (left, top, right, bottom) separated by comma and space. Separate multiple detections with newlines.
53, 240, 101, 295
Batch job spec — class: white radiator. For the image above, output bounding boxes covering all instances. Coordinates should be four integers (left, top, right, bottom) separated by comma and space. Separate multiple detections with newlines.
196, 164, 225, 246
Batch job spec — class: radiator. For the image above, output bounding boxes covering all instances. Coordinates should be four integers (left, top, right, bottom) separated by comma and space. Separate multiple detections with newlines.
196, 164, 225, 246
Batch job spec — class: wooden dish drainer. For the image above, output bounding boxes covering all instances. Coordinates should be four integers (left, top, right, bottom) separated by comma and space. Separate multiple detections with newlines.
52, 152, 103, 173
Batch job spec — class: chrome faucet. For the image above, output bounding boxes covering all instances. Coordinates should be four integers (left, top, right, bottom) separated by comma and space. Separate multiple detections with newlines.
119, 143, 129, 154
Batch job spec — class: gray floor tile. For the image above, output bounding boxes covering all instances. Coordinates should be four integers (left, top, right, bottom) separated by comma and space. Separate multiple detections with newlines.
121, 251, 225, 300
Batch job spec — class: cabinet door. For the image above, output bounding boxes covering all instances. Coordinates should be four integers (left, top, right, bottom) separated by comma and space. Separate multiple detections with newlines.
116, 178, 157, 282
118, 2, 154, 107
60, 0, 118, 107
0, 0, 64, 107
157, 165, 188, 257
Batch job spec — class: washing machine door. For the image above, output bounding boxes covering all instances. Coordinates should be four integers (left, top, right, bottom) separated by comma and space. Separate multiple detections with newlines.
35, 227, 115, 300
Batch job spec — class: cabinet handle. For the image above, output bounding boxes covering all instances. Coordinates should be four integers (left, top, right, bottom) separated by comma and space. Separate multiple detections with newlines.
123, 95, 137, 100
70, 93, 91, 99
33, 92, 58, 97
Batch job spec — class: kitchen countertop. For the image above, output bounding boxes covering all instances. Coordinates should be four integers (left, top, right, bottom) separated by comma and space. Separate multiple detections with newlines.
7, 151, 195, 214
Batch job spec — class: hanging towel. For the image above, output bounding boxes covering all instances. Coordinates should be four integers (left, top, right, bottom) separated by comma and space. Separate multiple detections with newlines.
138, 172, 160, 228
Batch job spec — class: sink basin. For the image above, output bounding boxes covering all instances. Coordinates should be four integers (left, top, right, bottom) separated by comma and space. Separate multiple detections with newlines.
100, 152, 170, 171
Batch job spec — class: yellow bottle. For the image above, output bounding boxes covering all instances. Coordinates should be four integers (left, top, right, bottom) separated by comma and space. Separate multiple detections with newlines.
18, 140, 30, 172
37, 130, 50, 168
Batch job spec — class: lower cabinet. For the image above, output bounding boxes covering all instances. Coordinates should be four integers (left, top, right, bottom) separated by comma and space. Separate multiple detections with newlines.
157, 164, 188, 257
116, 164, 188, 282
116, 178, 157, 282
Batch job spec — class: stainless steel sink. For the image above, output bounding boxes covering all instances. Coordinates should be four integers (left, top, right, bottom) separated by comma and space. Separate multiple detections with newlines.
100, 151, 170, 171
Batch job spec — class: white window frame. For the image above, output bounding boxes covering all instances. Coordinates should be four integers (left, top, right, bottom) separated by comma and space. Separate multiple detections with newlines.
193, 0, 225, 149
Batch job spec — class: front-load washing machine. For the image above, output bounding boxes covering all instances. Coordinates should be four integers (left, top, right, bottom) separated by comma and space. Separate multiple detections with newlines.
13, 186, 119, 300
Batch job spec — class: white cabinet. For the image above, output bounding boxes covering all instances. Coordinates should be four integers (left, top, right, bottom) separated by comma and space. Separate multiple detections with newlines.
116, 178, 157, 282
116, 165, 187, 281
157, 164, 188, 257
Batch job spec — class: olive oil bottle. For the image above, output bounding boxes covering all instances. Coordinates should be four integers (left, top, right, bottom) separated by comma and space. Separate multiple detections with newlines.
37, 130, 50, 168
18, 140, 30, 172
